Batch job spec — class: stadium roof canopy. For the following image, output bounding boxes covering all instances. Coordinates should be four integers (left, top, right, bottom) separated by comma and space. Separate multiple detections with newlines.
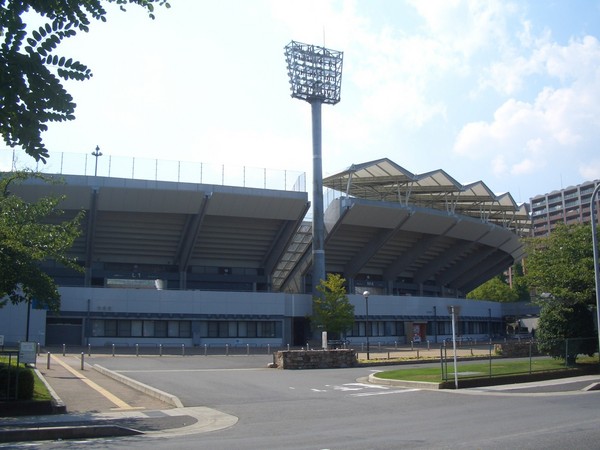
275, 159, 527, 295
322, 158, 530, 235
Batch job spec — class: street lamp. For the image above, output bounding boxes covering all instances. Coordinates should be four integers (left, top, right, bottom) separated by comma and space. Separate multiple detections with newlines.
363, 290, 370, 360
284, 40, 344, 294
590, 184, 600, 356
91, 145, 102, 176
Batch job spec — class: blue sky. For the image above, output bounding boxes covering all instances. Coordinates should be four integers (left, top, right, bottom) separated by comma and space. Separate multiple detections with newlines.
12, 0, 600, 203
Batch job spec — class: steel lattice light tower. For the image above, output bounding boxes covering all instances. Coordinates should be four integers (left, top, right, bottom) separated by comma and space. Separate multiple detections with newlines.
284, 40, 344, 294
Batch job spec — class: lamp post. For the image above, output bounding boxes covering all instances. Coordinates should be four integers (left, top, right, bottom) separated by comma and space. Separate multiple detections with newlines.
91, 145, 102, 176
284, 41, 343, 294
363, 290, 370, 360
590, 184, 600, 356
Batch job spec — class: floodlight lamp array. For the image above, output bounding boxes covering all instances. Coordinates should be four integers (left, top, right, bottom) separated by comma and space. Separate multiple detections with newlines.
284, 40, 343, 105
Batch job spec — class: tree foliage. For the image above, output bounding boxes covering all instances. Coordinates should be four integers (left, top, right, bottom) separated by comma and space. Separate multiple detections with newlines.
467, 275, 518, 302
524, 224, 595, 306
535, 299, 596, 359
0, 0, 170, 162
312, 273, 355, 339
0, 171, 84, 311
524, 224, 598, 359
467, 262, 530, 302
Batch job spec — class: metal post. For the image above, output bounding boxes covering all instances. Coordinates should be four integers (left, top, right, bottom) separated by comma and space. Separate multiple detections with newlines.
204, 344, 207, 356
450, 306, 458, 389
182, 344, 185, 357
226, 344, 229, 356
159, 344, 163, 357
62, 344, 66, 356
136, 343, 139, 357
311, 99, 326, 293
80, 352, 84, 370
247, 344, 250, 356
88, 344, 91, 356
47, 352, 51, 370
363, 291, 370, 360
112, 344, 115, 357
590, 184, 600, 357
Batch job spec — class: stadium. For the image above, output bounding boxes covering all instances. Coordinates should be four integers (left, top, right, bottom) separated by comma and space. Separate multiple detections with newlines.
1, 151, 533, 348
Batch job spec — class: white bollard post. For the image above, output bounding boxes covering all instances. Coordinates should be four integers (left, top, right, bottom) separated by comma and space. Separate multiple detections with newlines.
112, 343, 115, 357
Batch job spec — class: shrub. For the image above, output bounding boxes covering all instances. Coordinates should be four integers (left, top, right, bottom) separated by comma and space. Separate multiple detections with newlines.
0, 366, 34, 400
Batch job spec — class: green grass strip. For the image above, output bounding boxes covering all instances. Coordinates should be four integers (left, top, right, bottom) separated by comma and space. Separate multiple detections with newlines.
376, 357, 595, 382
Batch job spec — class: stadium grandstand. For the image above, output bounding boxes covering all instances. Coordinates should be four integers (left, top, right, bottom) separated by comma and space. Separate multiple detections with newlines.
0, 150, 535, 348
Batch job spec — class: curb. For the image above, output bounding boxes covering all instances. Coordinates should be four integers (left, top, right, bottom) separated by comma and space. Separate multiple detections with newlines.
368, 373, 442, 390
34, 368, 66, 414
0, 425, 141, 443
92, 364, 184, 408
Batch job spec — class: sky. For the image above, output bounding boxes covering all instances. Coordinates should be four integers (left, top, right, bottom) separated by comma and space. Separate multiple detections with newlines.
10, 0, 600, 203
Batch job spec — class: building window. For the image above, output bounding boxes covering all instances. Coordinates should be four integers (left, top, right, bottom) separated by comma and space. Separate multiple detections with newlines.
196, 320, 281, 338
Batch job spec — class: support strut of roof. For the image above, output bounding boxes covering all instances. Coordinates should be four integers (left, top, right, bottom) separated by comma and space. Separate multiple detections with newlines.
84, 187, 99, 286
175, 193, 212, 273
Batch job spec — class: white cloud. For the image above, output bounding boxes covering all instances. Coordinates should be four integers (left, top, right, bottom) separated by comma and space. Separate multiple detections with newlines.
453, 31, 600, 183
579, 160, 600, 181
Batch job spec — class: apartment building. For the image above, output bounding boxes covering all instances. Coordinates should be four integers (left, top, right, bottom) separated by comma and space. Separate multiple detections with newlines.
531, 180, 600, 237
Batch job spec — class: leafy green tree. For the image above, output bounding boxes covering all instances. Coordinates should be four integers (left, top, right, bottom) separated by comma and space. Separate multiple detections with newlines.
0, 172, 83, 311
524, 224, 598, 360
467, 275, 518, 302
535, 299, 596, 361
0, 0, 170, 162
312, 273, 355, 339
525, 224, 595, 306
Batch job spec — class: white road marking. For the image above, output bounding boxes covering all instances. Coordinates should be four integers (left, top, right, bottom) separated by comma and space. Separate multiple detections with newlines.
350, 389, 420, 397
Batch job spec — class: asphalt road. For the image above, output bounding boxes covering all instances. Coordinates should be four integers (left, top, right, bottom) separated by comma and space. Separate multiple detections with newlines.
18, 355, 600, 449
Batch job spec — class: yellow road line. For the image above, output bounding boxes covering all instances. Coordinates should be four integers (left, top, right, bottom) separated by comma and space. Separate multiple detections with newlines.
51, 354, 140, 411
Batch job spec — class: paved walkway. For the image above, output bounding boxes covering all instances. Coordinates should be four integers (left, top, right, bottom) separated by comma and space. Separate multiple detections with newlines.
0, 353, 237, 444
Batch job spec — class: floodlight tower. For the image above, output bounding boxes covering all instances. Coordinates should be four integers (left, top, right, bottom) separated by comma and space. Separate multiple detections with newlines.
284, 40, 344, 294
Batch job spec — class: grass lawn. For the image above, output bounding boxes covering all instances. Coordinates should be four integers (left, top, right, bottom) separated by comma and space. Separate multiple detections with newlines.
375, 357, 598, 383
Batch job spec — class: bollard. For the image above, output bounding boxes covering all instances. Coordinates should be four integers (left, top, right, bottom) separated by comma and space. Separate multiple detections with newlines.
387, 351, 390, 360
378, 342, 381, 351
88, 344, 91, 357
427, 340, 430, 350
159, 344, 163, 357
62, 343, 66, 356
247, 344, 250, 356
204, 344, 208, 356
306, 342, 310, 351
287, 343, 290, 351
80, 352, 84, 370
226, 344, 229, 356
37, 343, 41, 356
411, 341, 414, 351
267, 344, 271, 354
112, 344, 115, 357
182, 344, 185, 357
136, 343, 139, 357
361, 343, 364, 352
47, 352, 51, 370
395, 341, 398, 350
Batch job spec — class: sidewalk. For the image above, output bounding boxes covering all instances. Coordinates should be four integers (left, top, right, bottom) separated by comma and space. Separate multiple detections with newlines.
0, 353, 237, 444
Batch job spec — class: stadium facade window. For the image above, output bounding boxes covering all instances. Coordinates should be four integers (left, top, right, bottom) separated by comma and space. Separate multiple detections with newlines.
90, 319, 192, 338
